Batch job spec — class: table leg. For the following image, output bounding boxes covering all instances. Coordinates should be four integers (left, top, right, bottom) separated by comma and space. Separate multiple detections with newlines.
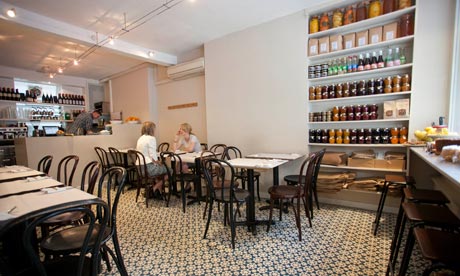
187, 157, 204, 205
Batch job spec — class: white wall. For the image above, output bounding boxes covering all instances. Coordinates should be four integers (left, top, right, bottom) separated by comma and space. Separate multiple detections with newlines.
410, 0, 456, 133
204, 11, 309, 190
156, 75, 207, 145
110, 64, 157, 126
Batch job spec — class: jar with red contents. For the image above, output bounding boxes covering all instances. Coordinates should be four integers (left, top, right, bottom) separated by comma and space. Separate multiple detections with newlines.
400, 13, 414, 37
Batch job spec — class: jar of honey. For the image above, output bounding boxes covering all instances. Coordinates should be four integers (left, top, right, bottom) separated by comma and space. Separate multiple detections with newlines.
391, 136, 399, 144
344, 135, 350, 144
399, 0, 412, 9
315, 86, 322, 100
390, 127, 400, 136
320, 12, 330, 32
399, 13, 414, 36
309, 15, 319, 34
332, 106, 340, 115
399, 135, 407, 144
383, 0, 395, 14
336, 129, 343, 137
336, 136, 343, 144
329, 136, 336, 144
356, 2, 367, 22
332, 9, 343, 28
399, 126, 408, 136
309, 86, 316, 100
368, 0, 382, 18
392, 75, 401, 92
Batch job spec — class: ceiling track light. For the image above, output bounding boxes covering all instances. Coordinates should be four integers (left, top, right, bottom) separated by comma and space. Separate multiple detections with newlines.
7, 8, 16, 18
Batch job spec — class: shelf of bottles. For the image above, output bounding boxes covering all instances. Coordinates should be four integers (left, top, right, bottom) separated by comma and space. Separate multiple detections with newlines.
0, 87, 85, 106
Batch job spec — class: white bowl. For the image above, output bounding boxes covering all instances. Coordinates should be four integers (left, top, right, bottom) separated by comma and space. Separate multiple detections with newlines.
127, 120, 139, 124
110, 120, 123, 125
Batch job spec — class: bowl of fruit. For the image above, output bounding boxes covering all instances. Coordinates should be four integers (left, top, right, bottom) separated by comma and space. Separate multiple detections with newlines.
125, 116, 140, 124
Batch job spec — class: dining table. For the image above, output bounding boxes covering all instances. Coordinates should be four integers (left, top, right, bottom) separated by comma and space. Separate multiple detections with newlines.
0, 171, 100, 273
226, 158, 289, 234
0, 165, 45, 183
176, 151, 213, 205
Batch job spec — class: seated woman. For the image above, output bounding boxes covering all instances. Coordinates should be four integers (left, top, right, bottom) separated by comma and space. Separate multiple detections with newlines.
172, 122, 201, 191
136, 121, 168, 193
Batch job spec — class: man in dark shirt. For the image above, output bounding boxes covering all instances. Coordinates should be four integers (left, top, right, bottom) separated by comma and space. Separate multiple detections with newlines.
66, 110, 101, 135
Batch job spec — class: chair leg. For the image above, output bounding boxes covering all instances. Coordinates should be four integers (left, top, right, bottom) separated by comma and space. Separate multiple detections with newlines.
293, 197, 302, 241
255, 176, 260, 201
229, 201, 236, 249
181, 180, 186, 213
203, 200, 214, 239
267, 197, 274, 233
374, 182, 390, 235
313, 182, 320, 210
386, 204, 406, 276
398, 225, 416, 276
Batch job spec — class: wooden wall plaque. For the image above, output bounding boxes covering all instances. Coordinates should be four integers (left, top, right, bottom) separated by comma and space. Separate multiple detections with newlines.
168, 102, 198, 110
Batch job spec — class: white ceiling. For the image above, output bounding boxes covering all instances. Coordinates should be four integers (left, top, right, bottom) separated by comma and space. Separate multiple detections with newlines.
0, 0, 325, 81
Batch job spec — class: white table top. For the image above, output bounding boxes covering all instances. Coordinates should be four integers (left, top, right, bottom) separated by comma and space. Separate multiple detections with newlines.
411, 147, 460, 187
227, 158, 288, 170
179, 151, 213, 163
0, 188, 97, 223
246, 153, 304, 160
0, 176, 62, 198
0, 166, 44, 182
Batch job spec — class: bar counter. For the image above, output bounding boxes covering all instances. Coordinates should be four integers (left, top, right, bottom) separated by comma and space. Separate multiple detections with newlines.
14, 124, 141, 185
410, 147, 460, 216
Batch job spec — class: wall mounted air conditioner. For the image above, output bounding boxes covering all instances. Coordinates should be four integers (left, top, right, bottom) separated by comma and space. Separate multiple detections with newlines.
166, 57, 205, 80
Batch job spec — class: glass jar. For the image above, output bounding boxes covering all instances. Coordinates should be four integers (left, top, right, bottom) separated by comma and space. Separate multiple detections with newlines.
356, 2, 367, 22
336, 129, 343, 137
368, 0, 382, 18
309, 15, 319, 34
399, 0, 412, 9
315, 86, 322, 100
399, 135, 407, 144
343, 6, 354, 25
392, 75, 402, 92
400, 126, 408, 136
320, 12, 330, 31
309, 86, 316, 100
390, 127, 400, 136
400, 14, 414, 37
332, 106, 340, 115
391, 136, 399, 144
332, 9, 343, 28
383, 0, 395, 14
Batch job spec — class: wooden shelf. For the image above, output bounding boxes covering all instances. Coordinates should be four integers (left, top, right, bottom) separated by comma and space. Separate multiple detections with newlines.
308, 118, 409, 125
320, 164, 406, 173
308, 91, 411, 104
308, 143, 407, 148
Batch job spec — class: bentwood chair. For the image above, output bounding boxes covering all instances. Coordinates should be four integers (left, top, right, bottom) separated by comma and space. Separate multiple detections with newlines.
283, 148, 326, 219
94, 147, 112, 174
267, 153, 319, 241
56, 155, 79, 186
40, 167, 129, 276
40, 161, 101, 240
109, 147, 137, 189
20, 199, 109, 276
202, 158, 250, 249
157, 142, 170, 153
209, 144, 227, 159
200, 143, 209, 151
161, 151, 201, 213
37, 155, 53, 175
128, 149, 169, 208
224, 146, 261, 201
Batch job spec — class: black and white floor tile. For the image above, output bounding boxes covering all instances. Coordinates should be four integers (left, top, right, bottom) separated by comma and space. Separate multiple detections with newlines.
100, 189, 431, 276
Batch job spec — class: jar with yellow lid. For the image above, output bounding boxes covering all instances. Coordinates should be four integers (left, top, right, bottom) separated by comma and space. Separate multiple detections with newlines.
368, 0, 382, 18
309, 16, 319, 34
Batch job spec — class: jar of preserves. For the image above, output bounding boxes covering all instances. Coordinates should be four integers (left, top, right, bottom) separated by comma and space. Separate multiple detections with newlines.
309, 86, 316, 100
328, 129, 336, 137
399, 126, 408, 136
342, 82, 350, 97
309, 15, 319, 34
335, 83, 343, 98
392, 75, 402, 92
344, 135, 350, 144
344, 129, 351, 136
391, 136, 399, 144
399, 0, 412, 9
368, 0, 382, 18
322, 85, 329, 99
343, 5, 354, 25
315, 86, 322, 100
375, 78, 384, 94
320, 12, 330, 31
399, 13, 414, 36
329, 84, 336, 98
332, 106, 340, 115
336, 136, 343, 144
356, 2, 367, 22
350, 81, 358, 97
399, 135, 407, 144
401, 73, 411, 85
332, 9, 343, 28
384, 76, 393, 93
336, 129, 343, 137
383, 0, 395, 14
390, 127, 399, 136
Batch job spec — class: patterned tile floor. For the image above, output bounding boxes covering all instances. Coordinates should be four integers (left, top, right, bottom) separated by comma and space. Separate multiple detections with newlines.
100, 189, 430, 276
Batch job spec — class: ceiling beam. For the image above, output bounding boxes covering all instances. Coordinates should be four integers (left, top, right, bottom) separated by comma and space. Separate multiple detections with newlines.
0, 2, 177, 66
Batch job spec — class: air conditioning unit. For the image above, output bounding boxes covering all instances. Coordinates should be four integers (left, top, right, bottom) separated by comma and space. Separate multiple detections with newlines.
166, 57, 205, 80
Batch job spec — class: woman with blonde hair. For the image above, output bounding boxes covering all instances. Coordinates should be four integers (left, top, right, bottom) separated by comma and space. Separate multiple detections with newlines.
136, 121, 167, 191
172, 123, 201, 153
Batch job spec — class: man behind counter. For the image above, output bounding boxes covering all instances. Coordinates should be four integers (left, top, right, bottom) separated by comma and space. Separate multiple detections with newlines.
66, 110, 101, 135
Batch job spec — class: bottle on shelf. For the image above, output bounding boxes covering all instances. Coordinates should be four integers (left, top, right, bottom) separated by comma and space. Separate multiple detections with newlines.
377, 50, 385, 68
386, 48, 394, 67
347, 56, 353, 73
370, 51, 378, 69
338, 59, 344, 75
393, 47, 401, 66
352, 55, 358, 72
14, 89, 20, 101
341, 57, 347, 73
0, 87, 5, 100
357, 54, 365, 71
331, 59, 338, 75
399, 47, 406, 65
364, 52, 371, 70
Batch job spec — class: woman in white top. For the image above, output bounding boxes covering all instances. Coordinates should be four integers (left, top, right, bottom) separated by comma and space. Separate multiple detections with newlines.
136, 121, 167, 191
172, 123, 201, 153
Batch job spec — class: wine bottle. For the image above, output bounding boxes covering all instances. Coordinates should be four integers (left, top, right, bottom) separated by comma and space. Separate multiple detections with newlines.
377, 50, 385, 68
370, 51, 378, 69
364, 52, 371, 70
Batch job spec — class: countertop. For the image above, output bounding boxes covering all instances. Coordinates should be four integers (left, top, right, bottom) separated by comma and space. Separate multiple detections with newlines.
411, 147, 460, 187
